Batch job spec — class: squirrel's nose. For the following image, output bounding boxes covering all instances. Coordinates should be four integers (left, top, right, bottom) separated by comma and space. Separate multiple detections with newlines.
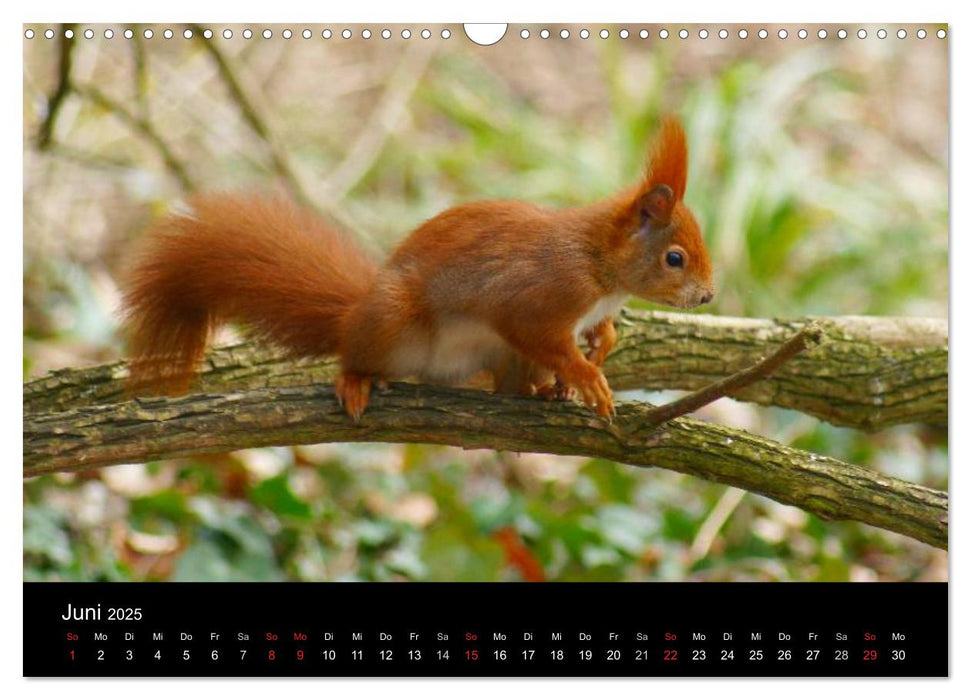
699, 290, 714, 305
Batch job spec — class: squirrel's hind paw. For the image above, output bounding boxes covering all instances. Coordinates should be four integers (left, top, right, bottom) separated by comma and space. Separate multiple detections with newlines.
335, 373, 373, 421
533, 380, 578, 403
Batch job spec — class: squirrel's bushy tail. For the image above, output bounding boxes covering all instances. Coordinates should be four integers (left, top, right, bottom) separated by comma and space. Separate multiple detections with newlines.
122, 193, 378, 394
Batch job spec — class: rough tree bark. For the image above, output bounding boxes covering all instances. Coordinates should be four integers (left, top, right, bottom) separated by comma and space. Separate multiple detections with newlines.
25, 311, 947, 431
23, 383, 947, 549
23, 313, 948, 549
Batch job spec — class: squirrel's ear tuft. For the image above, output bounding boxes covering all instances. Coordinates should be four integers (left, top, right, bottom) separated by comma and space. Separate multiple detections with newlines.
644, 117, 688, 202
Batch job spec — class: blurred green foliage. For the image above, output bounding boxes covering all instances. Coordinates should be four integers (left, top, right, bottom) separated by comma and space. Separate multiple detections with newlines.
23, 26, 947, 582
24, 437, 945, 583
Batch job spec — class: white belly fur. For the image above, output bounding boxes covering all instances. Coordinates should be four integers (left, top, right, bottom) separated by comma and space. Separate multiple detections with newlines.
388, 318, 508, 383
573, 293, 628, 339
388, 295, 627, 384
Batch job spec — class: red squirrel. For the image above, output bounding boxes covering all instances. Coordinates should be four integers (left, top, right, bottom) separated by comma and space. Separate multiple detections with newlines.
122, 118, 713, 420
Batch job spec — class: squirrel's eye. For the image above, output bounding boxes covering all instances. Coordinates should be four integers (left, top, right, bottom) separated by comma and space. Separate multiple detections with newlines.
665, 251, 684, 268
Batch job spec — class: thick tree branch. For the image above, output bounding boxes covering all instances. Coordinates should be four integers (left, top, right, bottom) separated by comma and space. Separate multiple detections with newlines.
23, 383, 947, 549
25, 312, 947, 431
611, 313, 947, 430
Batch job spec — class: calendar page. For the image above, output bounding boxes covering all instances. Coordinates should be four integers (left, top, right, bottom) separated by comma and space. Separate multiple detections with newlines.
22, 21, 948, 677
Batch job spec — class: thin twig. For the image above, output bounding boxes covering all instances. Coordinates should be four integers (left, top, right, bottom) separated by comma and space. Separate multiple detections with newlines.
688, 487, 746, 564
644, 323, 823, 425
37, 24, 77, 149
46, 143, 136, 173
322, 41, 435, 202
190, 26, 309, 204
73, 84, 194, 192
131, 29, 150, 122
188, 26, 372, 245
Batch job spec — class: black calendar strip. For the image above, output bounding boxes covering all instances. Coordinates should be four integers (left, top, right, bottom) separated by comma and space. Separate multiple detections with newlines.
24, 582, 947, 677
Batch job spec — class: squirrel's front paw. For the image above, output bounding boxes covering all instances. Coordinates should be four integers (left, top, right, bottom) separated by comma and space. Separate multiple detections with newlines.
574, 368, 615, 419
583, 320, 617, 367
335, 373, 372, 421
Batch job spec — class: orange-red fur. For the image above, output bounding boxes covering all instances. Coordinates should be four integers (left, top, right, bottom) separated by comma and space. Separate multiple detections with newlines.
123, 194, 377, 393
645, 117, 688, 201
122, 118, 713, 419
